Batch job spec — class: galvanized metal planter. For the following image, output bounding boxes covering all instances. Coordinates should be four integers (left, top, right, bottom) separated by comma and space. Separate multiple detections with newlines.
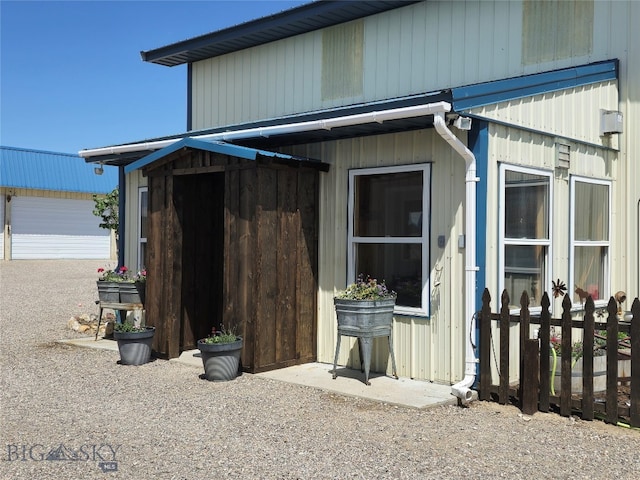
332, 297, 398, 385
96, 281, 120, 303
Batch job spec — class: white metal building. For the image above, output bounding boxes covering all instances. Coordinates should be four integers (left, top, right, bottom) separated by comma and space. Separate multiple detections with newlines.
0, 146, 118, 260
79, 0, 639, 399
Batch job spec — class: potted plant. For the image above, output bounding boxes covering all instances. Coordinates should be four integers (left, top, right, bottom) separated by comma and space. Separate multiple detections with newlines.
96, 266, 146, 304
113, 321, 155, 365
197, 326, 243, 381
119, 268, 146, 304
96, 265, 127, 302
332, 274, 398, 385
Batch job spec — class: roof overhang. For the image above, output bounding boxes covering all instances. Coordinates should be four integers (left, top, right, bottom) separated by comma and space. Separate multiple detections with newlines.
141, 1, 422, 67
80, 91, 452, 166
125, 138, 330, 174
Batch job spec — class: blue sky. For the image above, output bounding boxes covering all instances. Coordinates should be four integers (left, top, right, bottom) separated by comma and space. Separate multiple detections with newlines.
1, 0, 308, 155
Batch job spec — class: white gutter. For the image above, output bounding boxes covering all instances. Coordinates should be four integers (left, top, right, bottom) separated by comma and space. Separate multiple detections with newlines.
433, 112, 478, 404
79, 102, 452, 158
80, 100, 479, 402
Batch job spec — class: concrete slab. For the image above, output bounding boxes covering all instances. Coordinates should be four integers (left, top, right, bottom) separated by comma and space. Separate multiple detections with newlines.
256, 362, 459, 409
60, 336, 119, 351
64, 340, 461, 409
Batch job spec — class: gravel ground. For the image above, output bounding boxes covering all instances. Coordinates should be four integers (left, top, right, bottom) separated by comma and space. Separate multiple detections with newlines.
1, 260, 639, 480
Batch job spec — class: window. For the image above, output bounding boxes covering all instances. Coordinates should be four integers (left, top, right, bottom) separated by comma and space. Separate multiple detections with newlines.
570, 178, 610, 304
499, 166, 552, 309
348, 164, 430, 316
138, 187, 148, 270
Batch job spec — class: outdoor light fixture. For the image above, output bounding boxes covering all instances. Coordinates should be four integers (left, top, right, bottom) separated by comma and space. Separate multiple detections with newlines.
94, 162, 104, 176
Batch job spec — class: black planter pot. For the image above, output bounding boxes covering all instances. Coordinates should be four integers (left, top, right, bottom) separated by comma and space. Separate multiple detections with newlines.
197, 337, 243, 381
114, 327, 155, 365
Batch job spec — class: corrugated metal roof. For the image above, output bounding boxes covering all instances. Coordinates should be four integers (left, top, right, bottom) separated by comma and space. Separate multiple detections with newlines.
141, 0, 422, 67
0, 146, 118, 194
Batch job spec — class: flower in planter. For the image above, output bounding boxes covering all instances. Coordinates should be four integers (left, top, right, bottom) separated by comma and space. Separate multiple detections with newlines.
98, 265, 131, 282
133, 268, 147, 283
200, 325, 240, 344
550, 333, 605, 367
335, 274, 396, 301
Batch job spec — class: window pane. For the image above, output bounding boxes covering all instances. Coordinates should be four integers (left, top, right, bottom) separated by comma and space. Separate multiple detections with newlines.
504, 171, 549, 239
355, 243, 422, 308
575, 183, 608, 241
140, 190, 148, 239
504, 245, 546, 307
354, 171, 423, 237
574, 245, 605, 302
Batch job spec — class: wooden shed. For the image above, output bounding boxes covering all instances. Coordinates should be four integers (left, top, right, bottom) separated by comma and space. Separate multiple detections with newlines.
131, 138, 329, 373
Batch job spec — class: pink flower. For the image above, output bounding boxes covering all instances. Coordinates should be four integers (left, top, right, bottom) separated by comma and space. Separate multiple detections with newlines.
97, 268, 104, 273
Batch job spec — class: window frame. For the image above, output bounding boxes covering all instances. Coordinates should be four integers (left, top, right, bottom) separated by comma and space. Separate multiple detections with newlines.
498, 164, 553, 312
347, 163, 431, 317
138, 187, 148, 271
569, 176, 611, 307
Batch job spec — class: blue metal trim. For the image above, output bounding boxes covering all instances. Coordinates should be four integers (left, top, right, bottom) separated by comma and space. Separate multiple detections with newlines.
468, 119, 489, 387
124, 137, 319, 174
453, 60, 618, 111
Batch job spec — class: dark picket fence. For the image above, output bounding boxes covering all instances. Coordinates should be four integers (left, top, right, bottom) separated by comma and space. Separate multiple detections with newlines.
478, 289, 640, 427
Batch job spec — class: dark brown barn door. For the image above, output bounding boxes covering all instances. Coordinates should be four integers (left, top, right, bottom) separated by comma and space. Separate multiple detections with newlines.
174, 173, 224, 350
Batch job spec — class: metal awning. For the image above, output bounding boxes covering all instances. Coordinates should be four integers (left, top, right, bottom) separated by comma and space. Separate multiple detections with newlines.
80, 91, 452, 166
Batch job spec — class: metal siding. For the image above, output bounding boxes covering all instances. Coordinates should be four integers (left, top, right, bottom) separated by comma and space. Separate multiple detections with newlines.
291, 129, 465, 384
466, 81, 619, 148
0, 147, 117, 194
11, 196, 110, 259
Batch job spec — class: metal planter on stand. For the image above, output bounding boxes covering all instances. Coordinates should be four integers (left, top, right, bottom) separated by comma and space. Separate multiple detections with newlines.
332, 297, 398, 385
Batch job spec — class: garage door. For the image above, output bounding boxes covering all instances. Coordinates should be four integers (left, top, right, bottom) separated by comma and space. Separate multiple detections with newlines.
11, 196, 111, 259
0, 195, 4, 259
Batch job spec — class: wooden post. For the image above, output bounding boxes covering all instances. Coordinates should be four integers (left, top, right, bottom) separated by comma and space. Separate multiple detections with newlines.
538, 293, 551, 412
630, 298, 640, 427
521, 339, 540, 416
479, 289, 492, 401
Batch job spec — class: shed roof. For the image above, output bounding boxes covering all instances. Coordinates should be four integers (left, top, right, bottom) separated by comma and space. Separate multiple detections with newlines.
0, 146, 118, 194
141, 1, 421, 67
124, 138, 330, 174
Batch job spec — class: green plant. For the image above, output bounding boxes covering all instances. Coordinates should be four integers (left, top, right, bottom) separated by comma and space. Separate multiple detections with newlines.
97, 265, 134, 282
200, 325, 239, 344
92, 187, 119, 239
114, 322, 148, 333
133, 268, 147, 283
335, 274, 396, 300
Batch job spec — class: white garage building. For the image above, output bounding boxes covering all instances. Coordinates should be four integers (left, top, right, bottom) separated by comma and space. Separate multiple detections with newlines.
0, 146, 118, 260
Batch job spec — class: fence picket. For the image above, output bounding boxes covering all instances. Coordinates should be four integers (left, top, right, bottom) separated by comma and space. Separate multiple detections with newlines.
499, 290, 510, 405
479, 289, 492, 401
606, 298, 619, 425
539, 293, 551, 412
477, 290, 637, 427
631, 298, 640, 427
582, 297, 595, 420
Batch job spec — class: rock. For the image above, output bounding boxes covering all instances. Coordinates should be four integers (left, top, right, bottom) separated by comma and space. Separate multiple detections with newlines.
78, 325, 91, 333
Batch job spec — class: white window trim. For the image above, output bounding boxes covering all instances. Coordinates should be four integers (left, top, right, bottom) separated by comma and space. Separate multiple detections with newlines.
138, 187, 148, 271
347, 163, 431, 317
498, 164, 553, 313
569, 176, 611, 308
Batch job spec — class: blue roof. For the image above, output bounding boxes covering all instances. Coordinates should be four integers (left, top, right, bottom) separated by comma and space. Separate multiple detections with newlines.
124, 138, 329, 174
0, 146, 118, 194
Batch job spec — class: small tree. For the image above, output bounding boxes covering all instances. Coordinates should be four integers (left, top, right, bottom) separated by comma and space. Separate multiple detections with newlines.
93, 186, 119, 242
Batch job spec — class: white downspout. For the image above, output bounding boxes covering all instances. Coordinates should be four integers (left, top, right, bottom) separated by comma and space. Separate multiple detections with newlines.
433, 112, 478, 404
